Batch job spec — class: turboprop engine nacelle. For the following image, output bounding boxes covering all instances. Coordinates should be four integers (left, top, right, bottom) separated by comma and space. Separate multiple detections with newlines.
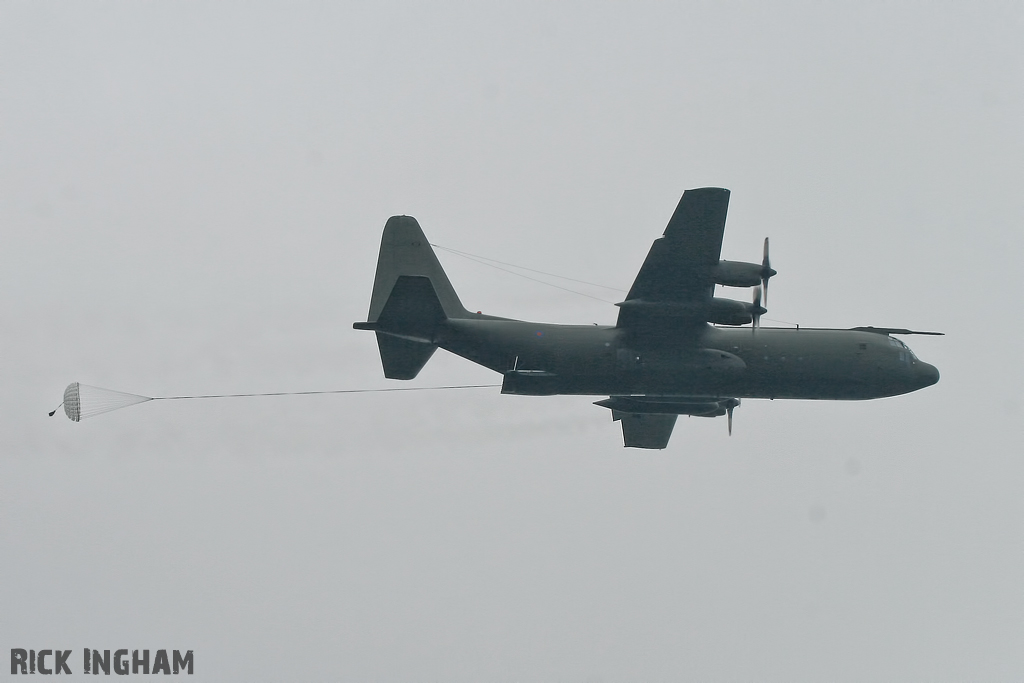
713, 260, 765, 288
595, 396, 738, 416
616, 296, 766, 326
706, 297, 765, 326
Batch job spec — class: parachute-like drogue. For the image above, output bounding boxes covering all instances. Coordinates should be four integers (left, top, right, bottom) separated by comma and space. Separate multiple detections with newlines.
52, 382, 499, 421
62, 382, 151, 422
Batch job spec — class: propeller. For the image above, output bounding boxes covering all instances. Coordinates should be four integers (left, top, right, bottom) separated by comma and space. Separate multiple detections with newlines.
751, 285, 765, 330
761, 237, 777, 304
725, 398, 740, 435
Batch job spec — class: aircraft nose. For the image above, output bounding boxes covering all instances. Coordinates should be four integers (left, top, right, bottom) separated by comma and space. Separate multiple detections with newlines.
918, 362, 940, 388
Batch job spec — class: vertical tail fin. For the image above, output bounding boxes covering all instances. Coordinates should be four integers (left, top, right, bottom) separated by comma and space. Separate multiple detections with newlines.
367, 216, 468, 322
357, 216, 467, 379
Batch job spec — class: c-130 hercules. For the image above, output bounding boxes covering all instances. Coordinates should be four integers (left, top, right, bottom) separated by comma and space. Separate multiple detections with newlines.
355, 188, 940, 449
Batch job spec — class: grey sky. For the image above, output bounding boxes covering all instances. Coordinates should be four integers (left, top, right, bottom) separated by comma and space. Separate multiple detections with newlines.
2, 2, 1022, 681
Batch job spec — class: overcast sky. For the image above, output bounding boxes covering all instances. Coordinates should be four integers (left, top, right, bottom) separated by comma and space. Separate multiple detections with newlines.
2, 2, 1022, 681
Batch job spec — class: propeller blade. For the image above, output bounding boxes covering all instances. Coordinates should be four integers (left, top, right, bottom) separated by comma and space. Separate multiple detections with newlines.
752, 285, 763, 330
761, 237, 775, 305
727, 405, 734, 435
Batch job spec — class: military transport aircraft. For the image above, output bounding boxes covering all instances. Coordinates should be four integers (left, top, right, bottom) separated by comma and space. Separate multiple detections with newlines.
354, 188, 940, 449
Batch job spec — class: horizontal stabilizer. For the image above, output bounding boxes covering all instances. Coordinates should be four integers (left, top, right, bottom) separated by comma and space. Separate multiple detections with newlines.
365, 276, 446, 379
375, 333, 437, 380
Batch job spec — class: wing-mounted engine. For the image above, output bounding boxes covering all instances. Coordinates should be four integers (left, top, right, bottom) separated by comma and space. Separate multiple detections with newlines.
595, 396, 739, 417
714, 238, 776, 302
707, 294, 766, 327
596, 396, 742, 448
616, 293, 766, 327
706, 238, 775, 326
713, 261, 763, 287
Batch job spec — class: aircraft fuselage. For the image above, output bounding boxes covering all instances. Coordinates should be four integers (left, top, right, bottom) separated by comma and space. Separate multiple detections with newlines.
437, 319, 939, 400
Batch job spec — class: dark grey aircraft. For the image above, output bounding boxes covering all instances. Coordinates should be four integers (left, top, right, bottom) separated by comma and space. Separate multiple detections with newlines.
354, 188, 940, 448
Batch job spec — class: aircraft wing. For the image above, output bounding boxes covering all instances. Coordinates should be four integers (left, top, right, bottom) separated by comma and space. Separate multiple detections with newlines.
599, 396, 740, 448
617, 187, 730, 329
613, 411, 678, 449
